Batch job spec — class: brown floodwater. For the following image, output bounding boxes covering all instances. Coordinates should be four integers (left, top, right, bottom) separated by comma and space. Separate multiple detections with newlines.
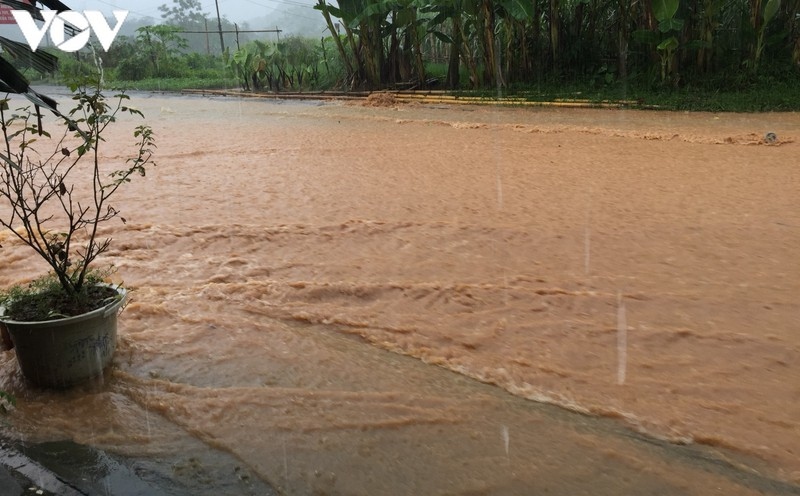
1, 88, 799, 495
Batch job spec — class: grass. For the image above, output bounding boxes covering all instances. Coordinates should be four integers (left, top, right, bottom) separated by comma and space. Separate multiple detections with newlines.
635, 84, 800, 112
423, 61, 800, 112
107, 76, 240, 92
437, 80, 800, 112
39, 62, 798, 112
48, 75, 800, 112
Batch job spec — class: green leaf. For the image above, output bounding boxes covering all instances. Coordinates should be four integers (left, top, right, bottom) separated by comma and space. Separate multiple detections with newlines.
431, 30, 454, 44
233, 48, 249, 64
653, 0, 679, 22
657, 36, 679, 51
0, 390, 15, 414
658, 18, 684, 33
499, 0, 534, 20
428, 10, 452, 26
632, 29, 661, 45
763, 0, 780, 25
395, 7, 415, 26
766, 29, 789, 46
684, 39, 712, 50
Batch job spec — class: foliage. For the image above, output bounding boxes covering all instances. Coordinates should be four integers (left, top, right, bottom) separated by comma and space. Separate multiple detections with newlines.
752, 0, 784, 71
158, 0, 244, 55
27, 0, 797, 109
135, 25, 189, 77
312, 0, 800, 90
54, 53, 100, 84
227, 37, 325, 91
0, 270, 117, 321
99, 26, 191, 81
0, 390, 14, 414
109, 76, 236, 91
159, 0, 207, 26
0, 68, 156, 320
3, 48, 60, 82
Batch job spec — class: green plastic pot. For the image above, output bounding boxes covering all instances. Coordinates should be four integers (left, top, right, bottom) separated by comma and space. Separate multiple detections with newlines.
0, 285, 127, 388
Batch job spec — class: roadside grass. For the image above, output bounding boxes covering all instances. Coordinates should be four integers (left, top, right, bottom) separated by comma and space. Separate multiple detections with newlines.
421, 62, 800, 112
108, 76, 239, 92
37, 63, 799, 112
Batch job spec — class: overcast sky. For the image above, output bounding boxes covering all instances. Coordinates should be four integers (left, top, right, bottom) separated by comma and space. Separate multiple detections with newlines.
67, 0, 318, 23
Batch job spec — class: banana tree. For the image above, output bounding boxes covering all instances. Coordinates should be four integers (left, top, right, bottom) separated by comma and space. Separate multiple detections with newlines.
751, 0, 782, 71
550, 0, 561, 69
495, 0, 533, 84
657, 35, 679, 80
315, 0, 356, 80
425, 0, 475, 88
342, 0, 392, 87
405, 0, 428, 87
695, 0, 724, 72
385, 0, 428, 86
653, 0, 683, 82
790, 0, 800, 66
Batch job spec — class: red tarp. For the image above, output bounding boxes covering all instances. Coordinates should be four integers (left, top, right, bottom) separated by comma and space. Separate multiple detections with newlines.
0, 1, 32, 25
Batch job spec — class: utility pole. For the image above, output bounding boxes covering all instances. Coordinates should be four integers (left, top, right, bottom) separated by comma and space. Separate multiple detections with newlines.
204, 18, 210, 55
214, 0, 225, 53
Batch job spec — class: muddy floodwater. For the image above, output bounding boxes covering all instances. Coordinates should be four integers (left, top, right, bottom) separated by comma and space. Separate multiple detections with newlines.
1, 89, 799, 495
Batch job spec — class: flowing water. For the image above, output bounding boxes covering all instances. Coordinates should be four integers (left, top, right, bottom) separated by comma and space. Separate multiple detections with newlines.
1, 89, 799, 495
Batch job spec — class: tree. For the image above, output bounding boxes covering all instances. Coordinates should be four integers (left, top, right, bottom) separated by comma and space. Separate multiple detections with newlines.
135, 25, 189, 76
159, 0, 207, 27
311, 0, 800, 91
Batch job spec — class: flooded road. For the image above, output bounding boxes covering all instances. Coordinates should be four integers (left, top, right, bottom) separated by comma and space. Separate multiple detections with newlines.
1, 90, 799, 494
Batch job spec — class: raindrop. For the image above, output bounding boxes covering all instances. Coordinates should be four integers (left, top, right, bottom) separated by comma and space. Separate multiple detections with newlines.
584, 186, 593, 276
495, 172, 504, 210
94, 348, 104, 387
145, 387, 152, 441
501, 425, 510, 457
282, 439, 289, 490
584, 226, 591, 276
616, 292, 627, 386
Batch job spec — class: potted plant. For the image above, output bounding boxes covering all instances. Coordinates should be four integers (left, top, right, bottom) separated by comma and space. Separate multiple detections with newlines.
0, 70, 156, 388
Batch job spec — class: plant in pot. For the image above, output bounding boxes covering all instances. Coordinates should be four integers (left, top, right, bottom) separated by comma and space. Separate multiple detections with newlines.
0, 71, 156, 388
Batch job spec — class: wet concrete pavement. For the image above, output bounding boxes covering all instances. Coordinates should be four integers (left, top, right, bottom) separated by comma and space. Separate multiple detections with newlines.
0, 438, 277, 496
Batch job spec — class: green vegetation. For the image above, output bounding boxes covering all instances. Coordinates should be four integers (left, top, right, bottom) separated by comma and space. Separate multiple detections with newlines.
314, 0, 799, 89
226, 37, 334, 91
14, 0, 800, 111
108, 76, 237, 92
0, 390, 14, 414
0, 271, 117, 322
0, 67, 156, 321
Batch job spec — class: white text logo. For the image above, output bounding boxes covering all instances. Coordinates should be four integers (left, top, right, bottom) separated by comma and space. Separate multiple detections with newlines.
12, 10, 128, 52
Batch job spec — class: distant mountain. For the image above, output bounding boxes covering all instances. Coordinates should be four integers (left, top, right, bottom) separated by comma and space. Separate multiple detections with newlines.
0, 5, 327, 54
117, 16, 159, 38
247, 5, 327, 38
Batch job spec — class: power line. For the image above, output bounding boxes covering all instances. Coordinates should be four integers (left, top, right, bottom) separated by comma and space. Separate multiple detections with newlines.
91, 0, 160, 19
241, 0, 313, 9
180, 28, 281, 33
90, 0, 322, 24
239, 0, 321, 22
